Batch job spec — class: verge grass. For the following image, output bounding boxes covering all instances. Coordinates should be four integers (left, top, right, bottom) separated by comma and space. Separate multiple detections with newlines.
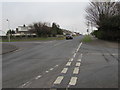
81, 35, 92, 42
2, 36, 65, 42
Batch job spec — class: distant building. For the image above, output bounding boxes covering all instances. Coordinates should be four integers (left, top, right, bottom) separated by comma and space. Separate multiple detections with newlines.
14, 25, 36, 36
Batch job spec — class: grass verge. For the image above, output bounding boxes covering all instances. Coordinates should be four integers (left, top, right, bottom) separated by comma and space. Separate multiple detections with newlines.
2, 37, 65, 42
81, 35, 92, 42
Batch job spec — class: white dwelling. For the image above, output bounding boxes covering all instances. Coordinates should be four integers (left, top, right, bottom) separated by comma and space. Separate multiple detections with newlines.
14, 25, 36, 36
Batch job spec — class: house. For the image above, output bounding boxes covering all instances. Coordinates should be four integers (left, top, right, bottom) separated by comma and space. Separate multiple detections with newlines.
14, 25, 36, 36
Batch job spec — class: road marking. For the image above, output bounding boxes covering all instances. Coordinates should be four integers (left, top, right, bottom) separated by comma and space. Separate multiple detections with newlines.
21, 81, 31, 87
73, 67, 79, 74
69, 77, 77, 86
46, 71, 49, 73
81, 54, 83, 57
22, 83, 26, 87
73, 53, 76, 58
66, 62, 71, 66
50, 68, 54, 71
53, 76, 64, 84
78, 59, 81, 62
77, 42, 82, 52
55, 65, 59, 67
61, 68, 68, 73
35, 75, 42, 79
69, 58, 73, 61
76, 62, 81, 67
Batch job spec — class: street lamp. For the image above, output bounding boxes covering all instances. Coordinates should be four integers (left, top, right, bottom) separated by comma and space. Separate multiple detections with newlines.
6, 19, 10, 42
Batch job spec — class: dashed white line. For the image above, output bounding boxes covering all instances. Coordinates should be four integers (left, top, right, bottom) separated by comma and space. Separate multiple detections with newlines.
53, 76, 64, 84
76, 62, 81, 67
69, 77, 77, 86
66, 62, 72, 66
73, 53, 76, 58
61, 68, 68, 74
77, 59, 81, 62
81, 53, 83, 57
46, 71, 49, 73
50, 68, 54, 71
55, 65, 59, 67
73, 67, 79, 74
22, 83, 26, 87
35, 75, 42, 79
69, 58, 73, 61
21, 81, 32, 87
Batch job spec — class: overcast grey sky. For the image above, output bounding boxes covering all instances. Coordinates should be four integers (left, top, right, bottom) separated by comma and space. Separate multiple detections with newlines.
2, 2, 89, 34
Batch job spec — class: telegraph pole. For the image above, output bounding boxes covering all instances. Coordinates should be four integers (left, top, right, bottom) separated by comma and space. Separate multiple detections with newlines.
87, 21, 90, 35
6, 19, 10, 42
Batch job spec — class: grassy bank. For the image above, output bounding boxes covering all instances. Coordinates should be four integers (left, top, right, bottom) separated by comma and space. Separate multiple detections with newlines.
2, 36, 65, 42
81, 35, 92, 42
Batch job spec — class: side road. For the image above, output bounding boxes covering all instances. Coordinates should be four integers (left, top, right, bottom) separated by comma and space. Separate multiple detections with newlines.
0, 43, 18, 55
1, 40, 56, 55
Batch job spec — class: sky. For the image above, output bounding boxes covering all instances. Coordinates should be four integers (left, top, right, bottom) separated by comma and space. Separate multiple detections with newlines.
1, 1, 90, 35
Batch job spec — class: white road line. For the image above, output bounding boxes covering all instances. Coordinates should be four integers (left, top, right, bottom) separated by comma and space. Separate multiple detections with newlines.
53, 76, 64, 84
73, 53, 76, 58
61, 68, 68, 74
50, 68, 54, 71
66, 62, 72, 66
69, 77, 77, 86
81, 53, 83, 57
77, 42, 82, 51
73, 67, 79, 74
55, 65, 59, 67
35, 75, 42, 79
78, 59, 81, 62
46, 71, 49, 73
22, 83, 26, 87
69, 58, 73, 61
76, 62, 81, 67
21, 81, 31, 87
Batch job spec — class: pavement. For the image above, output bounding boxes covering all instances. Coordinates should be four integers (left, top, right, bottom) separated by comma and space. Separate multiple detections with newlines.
2, 36, 118, 89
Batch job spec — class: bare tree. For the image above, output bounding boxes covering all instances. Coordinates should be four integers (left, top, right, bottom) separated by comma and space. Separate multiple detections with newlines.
28, 22, 53, 37
86, 1, 118, 28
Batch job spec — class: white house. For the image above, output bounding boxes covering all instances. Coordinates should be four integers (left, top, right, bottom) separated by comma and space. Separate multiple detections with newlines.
14, 25, 36, 36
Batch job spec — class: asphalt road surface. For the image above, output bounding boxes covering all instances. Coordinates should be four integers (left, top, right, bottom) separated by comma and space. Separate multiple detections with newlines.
2, 36, 118, 88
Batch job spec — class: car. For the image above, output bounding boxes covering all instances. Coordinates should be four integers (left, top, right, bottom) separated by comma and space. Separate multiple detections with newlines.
66, 34, 73, 40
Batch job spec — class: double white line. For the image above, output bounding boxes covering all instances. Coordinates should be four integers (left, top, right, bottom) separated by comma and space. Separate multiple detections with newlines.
53, 42, 83, 86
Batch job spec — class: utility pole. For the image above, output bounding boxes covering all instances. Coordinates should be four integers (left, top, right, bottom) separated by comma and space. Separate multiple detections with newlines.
6, 19, 10, 42
87, 21, 90, 35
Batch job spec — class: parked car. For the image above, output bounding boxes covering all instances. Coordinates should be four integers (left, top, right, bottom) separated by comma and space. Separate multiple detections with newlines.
66, 34, 73, 40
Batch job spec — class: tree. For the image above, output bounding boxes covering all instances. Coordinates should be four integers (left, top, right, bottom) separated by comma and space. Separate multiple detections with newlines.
51, 22, 63, 37
51, 23, 57, 37
29, 22, 51, 37
86, 1, 120, 40
6, 30, 12, 36
11, 30, 15, 34
86, 1, 118, 28
6, 30, 15, 36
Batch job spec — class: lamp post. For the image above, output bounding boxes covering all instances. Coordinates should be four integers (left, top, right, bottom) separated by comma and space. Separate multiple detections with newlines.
6, 19, 10, 42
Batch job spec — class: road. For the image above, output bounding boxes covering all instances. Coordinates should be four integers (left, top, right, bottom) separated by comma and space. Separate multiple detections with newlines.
2, 36, 118, 88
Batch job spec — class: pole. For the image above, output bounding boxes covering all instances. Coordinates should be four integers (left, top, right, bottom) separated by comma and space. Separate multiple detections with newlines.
87, 21, 89, 35
6, 19, 10, 42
